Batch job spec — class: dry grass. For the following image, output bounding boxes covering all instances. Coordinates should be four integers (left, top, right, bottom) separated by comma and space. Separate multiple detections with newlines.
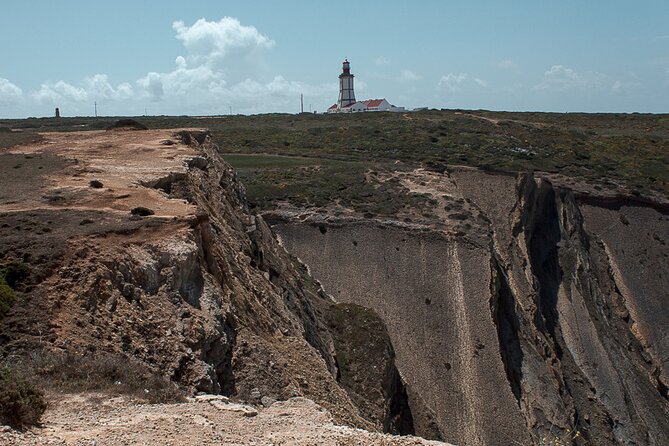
3, 350, 185, 405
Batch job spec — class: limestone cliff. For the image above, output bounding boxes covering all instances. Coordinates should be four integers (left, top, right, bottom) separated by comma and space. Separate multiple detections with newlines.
273, 168, 669, 446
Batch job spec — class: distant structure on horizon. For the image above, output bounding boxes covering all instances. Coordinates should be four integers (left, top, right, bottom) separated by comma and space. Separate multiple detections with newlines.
327, 59, 405, 113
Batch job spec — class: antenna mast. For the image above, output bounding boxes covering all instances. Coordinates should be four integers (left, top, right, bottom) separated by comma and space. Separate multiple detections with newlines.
300, 94, 304, 113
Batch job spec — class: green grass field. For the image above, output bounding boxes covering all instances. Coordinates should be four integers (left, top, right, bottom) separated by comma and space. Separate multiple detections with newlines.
219, 152, 427, 215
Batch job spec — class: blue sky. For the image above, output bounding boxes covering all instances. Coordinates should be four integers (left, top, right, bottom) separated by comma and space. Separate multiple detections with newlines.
1, 1, 668, 117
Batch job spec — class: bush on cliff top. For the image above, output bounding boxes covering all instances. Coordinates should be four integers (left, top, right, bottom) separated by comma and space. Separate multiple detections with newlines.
0, 367, 47, 428
106, 119, 148, 131
10, 350, 185, 404
0, 278, 15, 320
0, 259, 31, 320
0, 260, 30, 289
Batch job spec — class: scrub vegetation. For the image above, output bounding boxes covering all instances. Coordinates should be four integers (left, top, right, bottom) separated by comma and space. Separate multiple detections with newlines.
0, 260, 30, 320
0, 350, 185, 428
1, 110, 667, 212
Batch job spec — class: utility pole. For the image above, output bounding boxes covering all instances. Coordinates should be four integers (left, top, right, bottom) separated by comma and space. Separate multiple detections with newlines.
94, 101, 98, 117
300, 94, 304, 113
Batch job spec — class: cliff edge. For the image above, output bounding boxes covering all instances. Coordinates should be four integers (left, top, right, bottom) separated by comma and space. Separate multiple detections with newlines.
0, 129, 430, 443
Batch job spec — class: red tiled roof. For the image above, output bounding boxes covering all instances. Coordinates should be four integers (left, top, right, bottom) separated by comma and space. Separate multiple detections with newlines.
331, 99, 391, 110
362, 99, 384, 108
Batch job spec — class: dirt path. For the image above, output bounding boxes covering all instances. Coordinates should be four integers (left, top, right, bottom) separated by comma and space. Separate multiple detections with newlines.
0, 394, 452, 446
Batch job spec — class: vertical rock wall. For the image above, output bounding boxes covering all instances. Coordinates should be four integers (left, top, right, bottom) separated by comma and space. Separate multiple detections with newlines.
275, 223, 530, 445
274, 170, 669, 445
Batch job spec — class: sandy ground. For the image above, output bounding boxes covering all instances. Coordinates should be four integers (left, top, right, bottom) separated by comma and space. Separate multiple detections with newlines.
0, 394, 451, 446
0, 128, 199, 217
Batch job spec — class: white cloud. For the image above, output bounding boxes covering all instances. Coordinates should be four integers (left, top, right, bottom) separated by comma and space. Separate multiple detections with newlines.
137, 72, 166, 101
230, 76, 329, 100
0, 78, 22, 103
130, 17, 336, 113
398, 69, 421, 81
438, 73, 468, 92
374, 56, 390, 65
136, 63, 225, 101
438, 73, 488, 92
497, 59, 517, 69
10, 16, 337, 115
84, 74, 135, 100
534, 65, 608, 91
183, 75, 334, 114
534, 64, 644, 95
609, 77, 642, 95
134, 19, 275, 103
473, 78, 489, 88
33, 80, 87, 103
116, 82, 134, 98
32, 75, 136, 105
172, 17, 274, 69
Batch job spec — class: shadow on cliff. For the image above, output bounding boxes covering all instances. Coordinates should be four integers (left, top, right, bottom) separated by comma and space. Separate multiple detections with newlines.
527, 184, 563, 350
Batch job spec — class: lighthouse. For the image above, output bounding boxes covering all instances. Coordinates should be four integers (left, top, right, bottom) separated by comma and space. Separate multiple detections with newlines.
337, 59, 356, 108
327, 58, 405, 113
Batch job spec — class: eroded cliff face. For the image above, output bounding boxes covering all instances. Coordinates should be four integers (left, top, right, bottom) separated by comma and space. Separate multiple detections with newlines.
273, 168, 669, 446
0, 129, 414, 435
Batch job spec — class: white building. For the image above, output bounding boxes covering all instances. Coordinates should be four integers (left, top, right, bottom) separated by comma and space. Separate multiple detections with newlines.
327, 59, 405, 113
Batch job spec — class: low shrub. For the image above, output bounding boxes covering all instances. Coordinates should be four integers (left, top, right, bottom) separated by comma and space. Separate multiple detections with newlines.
0, 260, 31, 289
0, 260, 31, 320
106, 119, 148, 131
0, 367, 47, 428
9, 350, 184, 404
130, 207, 155, 216
0, 277, 15, 320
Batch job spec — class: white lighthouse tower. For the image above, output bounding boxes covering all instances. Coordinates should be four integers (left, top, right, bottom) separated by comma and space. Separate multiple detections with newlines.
337, 59, 356, 108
